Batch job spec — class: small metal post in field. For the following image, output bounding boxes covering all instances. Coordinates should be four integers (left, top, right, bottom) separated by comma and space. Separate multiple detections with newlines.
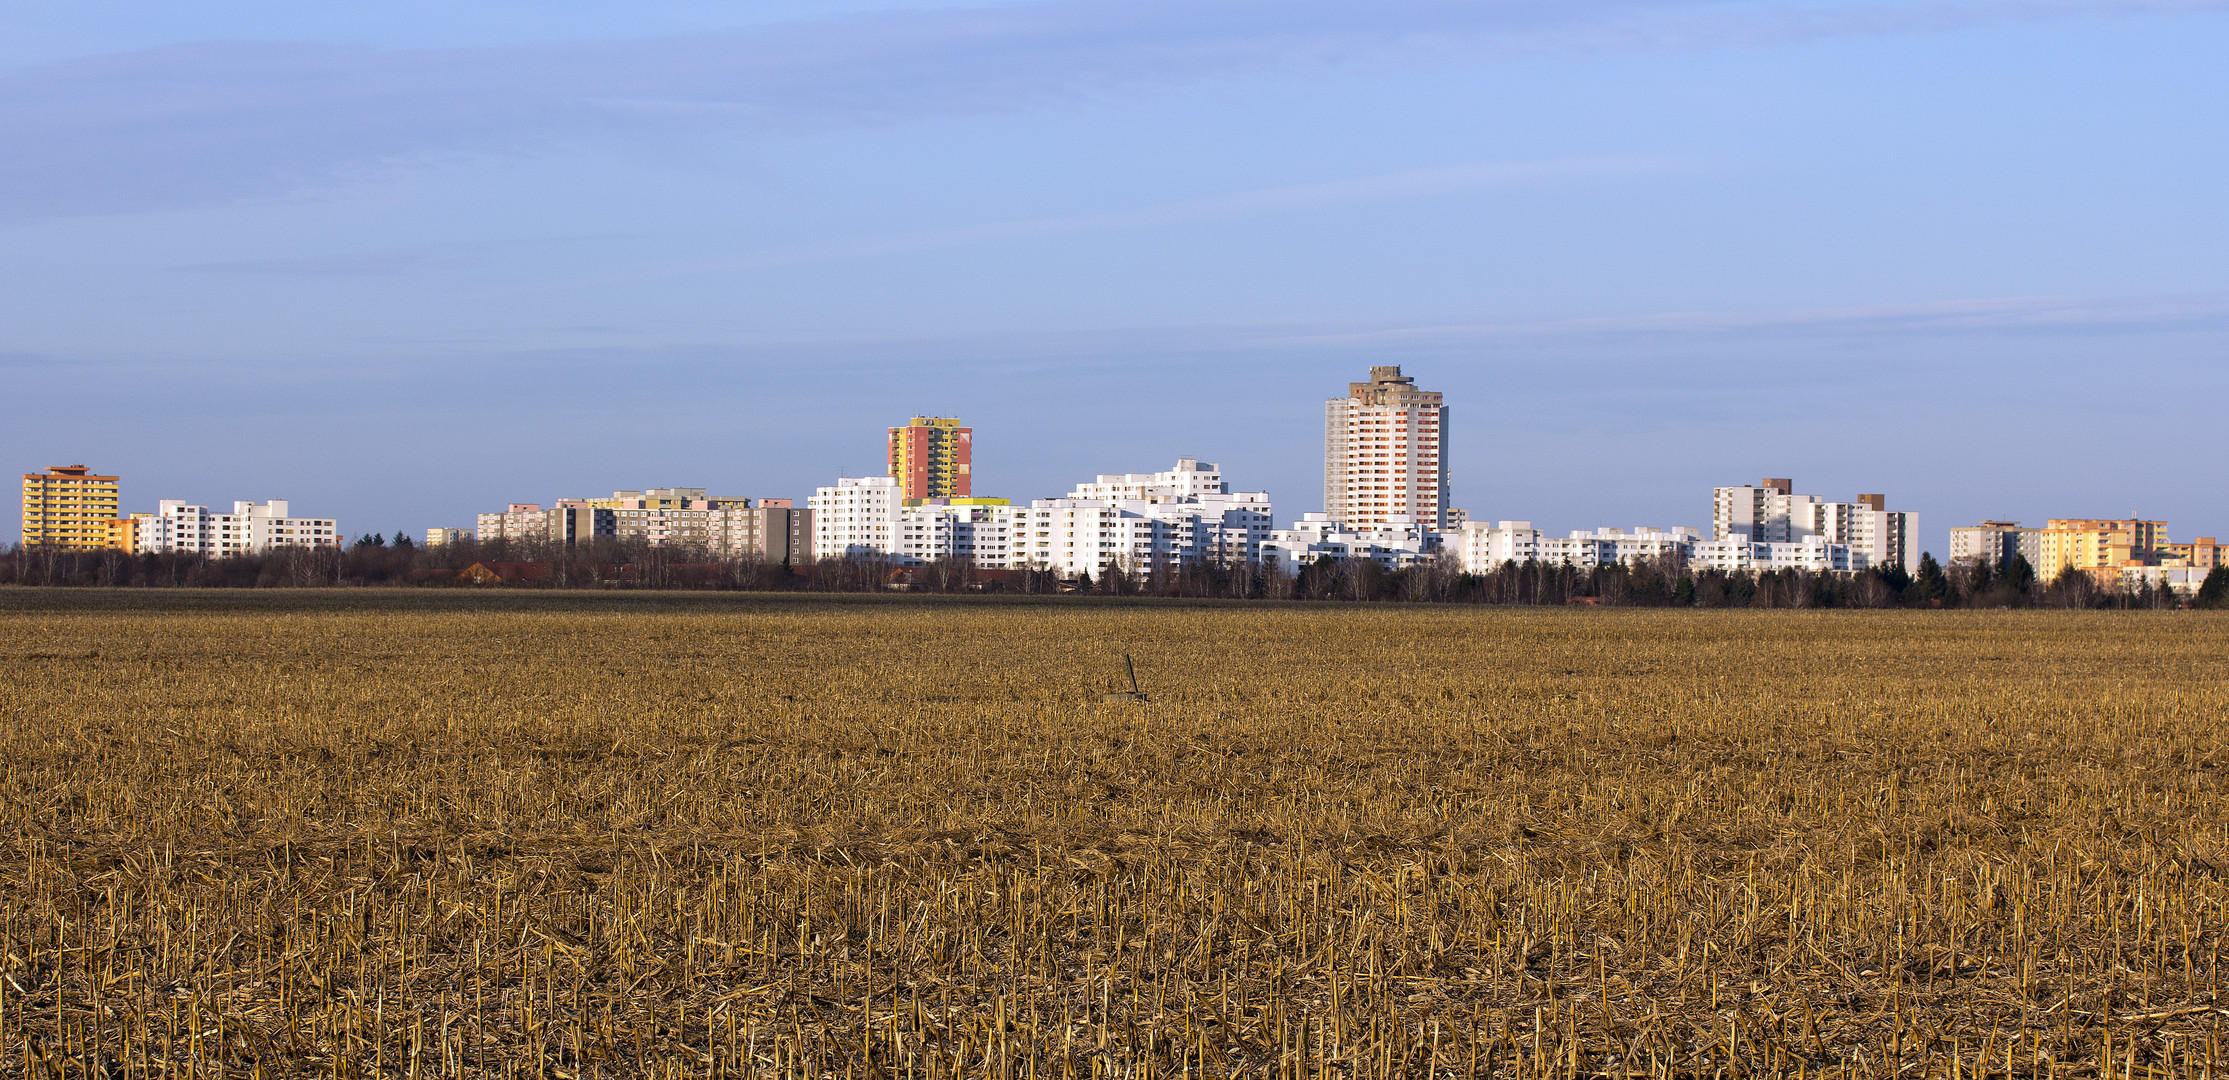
1102, 653, 1148, 704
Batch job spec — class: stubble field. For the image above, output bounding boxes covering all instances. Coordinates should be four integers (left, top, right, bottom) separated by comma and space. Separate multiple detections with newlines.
3, 590, 2227, 1078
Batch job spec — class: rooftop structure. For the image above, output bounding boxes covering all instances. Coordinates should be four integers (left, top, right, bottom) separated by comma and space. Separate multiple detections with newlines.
21, 464, 120, 550
1324, 366, 1448, 530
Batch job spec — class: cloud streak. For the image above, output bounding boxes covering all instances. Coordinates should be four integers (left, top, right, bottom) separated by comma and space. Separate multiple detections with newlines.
3, 0, 2223, 219
486, 155, 1667, 291
1255, 289, 2229, 350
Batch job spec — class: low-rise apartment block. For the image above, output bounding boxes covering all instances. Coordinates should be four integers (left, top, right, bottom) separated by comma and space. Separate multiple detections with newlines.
708, 501, 812, 563
810, 460, 1273, 574
1687, 536, 1857, 573
477, 504, 555, 543
143, 500, 340, 556
424, 527, 475, 547
1261, 514, 1441, 574
1948, 521, 2042, 567
1458, 523, 1700, 572
475, 488, 796, 555
105, 514, 152, 554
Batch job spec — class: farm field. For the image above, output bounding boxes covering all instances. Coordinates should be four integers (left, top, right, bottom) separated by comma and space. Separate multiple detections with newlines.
3, 591, 2228, 1078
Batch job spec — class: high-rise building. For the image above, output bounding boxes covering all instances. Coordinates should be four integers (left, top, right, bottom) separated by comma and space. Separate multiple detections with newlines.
21, 464, 120, 550
1711, 479, 1918, 573
888, 417, 971, 500
1324, 367, 1448, 530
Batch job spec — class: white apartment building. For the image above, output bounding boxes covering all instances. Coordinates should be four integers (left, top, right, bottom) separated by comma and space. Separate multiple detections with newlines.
144, 500, 341, 556
1689, 536, 1857, 573
1260, 514, 1442, 575
810, 476, 903, 560
812, 460, 1274, 575
1008, 461, 1273, 575
424, 527, 475, 547
1457, 521, 1857, 574
1712, 479, 1918, 572
1324, 366, 1450, 530
1009, 496, 1272, 576
1949, 521, 2042, 567
894, 500, 1020, 568
1070, 458, 1233, 503
477, 503, 549, 542
1457, 523, 1702, 573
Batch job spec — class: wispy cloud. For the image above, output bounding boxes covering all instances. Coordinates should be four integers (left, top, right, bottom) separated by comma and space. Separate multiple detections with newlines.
492, 155, 1667, 291
173, 234, 611, 276
1254, 290, 2229, 350
178, 240, 510, 276
3, 0, 2222, 219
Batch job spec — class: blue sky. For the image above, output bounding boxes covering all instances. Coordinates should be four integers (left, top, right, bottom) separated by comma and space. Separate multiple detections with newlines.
5, 0, 2226, 550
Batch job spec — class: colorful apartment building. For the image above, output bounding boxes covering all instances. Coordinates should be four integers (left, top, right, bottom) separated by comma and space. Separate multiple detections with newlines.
104, 515, 148, 553
888, 417, 971, 500
20, 464, 121, 550
1323, 367, 1449, 530
2034, 519, 2169, 582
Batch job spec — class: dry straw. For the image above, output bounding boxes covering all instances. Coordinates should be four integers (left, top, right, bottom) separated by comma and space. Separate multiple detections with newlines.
2, 595, 2226, 1077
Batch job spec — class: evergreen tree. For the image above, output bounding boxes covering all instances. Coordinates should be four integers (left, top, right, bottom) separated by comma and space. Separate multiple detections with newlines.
1999, 552, 2036, 595
2198, 566, 2229, 609
1910, 553, 1949, 606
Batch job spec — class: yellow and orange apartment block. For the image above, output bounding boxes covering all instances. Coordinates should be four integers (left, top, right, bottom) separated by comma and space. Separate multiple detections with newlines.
2034, 518, 2221, 589
20, 464, 121, 551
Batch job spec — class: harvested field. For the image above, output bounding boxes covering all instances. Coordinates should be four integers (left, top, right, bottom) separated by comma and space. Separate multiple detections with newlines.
3, 590, 2228, 1077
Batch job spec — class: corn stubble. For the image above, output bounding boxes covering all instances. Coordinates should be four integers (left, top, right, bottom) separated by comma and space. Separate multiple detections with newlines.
3, 597, 2228, 1077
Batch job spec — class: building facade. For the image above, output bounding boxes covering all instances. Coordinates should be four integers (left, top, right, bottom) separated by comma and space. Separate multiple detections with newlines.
1261, 515, 1442, 574
1948, 521, 2042, 567
143, 500, 340, 556
1324, 367, 1449, 530
811, 460, 1273, 575
105, 514, 150, 553
707, 504, 813, 563
2034, 518, 2167, 581
424, 527, 475, 547
1456, 520, 1857, 574
810, 476, 903, 560
893, 499, 1017, 568
476, 504, 549, 542
1711, 479, 1917, 572
888, 417, 971, 500
477, 489, 792, 552
1457, 523, 1702, 573
21, 464, 120, 550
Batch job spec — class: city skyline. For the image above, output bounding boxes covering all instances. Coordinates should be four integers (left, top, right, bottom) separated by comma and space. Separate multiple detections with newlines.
4, 1, 2227, 552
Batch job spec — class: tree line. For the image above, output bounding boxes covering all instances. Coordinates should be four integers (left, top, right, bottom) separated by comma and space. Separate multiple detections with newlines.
4, 536, 2224, 608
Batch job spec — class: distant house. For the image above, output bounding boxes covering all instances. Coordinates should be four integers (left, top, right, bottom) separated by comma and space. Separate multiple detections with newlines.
458, 561, 552, 585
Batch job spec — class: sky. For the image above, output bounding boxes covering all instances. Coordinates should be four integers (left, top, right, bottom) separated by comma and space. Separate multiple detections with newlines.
4, 0, 2227, 552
